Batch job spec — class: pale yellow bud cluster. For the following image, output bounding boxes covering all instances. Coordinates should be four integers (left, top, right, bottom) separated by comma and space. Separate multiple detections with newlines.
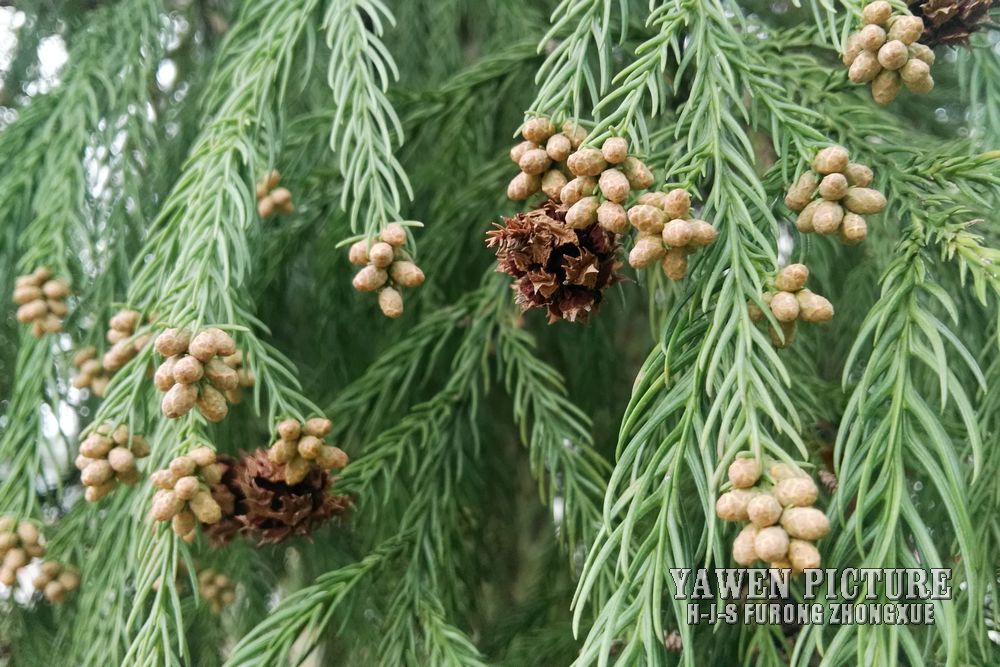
716, 458, 829, 572
843, 2, 935, 105
785, 146, 885, 245
269, 417, 348, 485
31, 560, 80, 603
197, 567, 237, 614
150, 447, 224, 542
0, 516, 45, 586
749, 264, 834, 348
13, 268, 70, 337
76, 422, 151, 502
153, 327, 239, 422
626, 189, 718, 280
506, 117, 587, 201
349, 223, 425, 319
255, 170, 294, 218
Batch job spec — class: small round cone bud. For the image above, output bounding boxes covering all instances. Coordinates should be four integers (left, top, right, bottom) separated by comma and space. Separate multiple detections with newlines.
188, 331, 217, 362
871, 69, 901, 105
348, 240, 369, 265
190, 491, 222, 524
628, 235, 666, 269
174, 476, 200, 501
877, 40, 909, 70
858, 23, 887, 51
687, 220, 718, 247
42, 279, 70, 299
352, 265, 388, 293
80, 433, 113, 458
728, 458, 762, 488
598, 169, 630, 203
169, 456, 197, 477
788, 539, 821, 571
715, 489, 755, 522
748, 494, 783, 527
103, 340, 136, 372
567, 148, 607, 177
561, 121, 587, 148
600, 137, 628, 164
661, 219, 693, 248
154, 357, 177, 391
381, 223, 407, 247
597, 201, 628, 233
368, 242, 394, 269
389, 261, 425, 288
812, 146, 849, 175
72, 346, 97, 367
732, 525, 759, 566
110, 309, 140, 332
16, 300, 47, 322
162, 383, 197, 418
844, 163, 874, 187
636, 191, 667, 209
150, 469, 176, 490
44, 581, 66, 603
521, 117, 555, 143
769, 320, 797, 348
661, 248, 688, 281
117, 469, 140, 486
204, 358, 239, 391
784, 172, 818, 212
200, 463, 222, 485
754, 526, 790, 562
507, 171, 542, 200
172, 511, 196, 538
187, 448, 214, 468
269, 439, 297, 465
285, 457, 312, 485
862, 2, 892, 26
316, 445, 349, 470
154, 328, 191, 357
819, 173, 848, 201
518, 148, 551, 176
12, 285, 43, 305
566, 196, 600, 229
297, 435, 323, 459
107, 447, 136, 474
541, 169, 568, 200
748, 300, 765, 322
775, 264, 809, 292
111, 424, 129, 446
378, 287, 404, 319
545, 134, 571, 162
621, 156, 654, 189
197, 385, 229, 423
842, 33, 863, 66
812, 201, 845, 235
172, 356, 204, 384
849, 49, 882, 84
905, 71, 934, 94
257, 197, 275, 219
278, 419, 301, 441
559, 176, 597, 206
16, 522, 39, 545
151, 490, 183, 521
47, 299, 68, 318
130, 436, 151, 458
842, 187, 886, 215
774, 476, 819, 507
303, 417, 333, 438
795, 199, 821, 233
627, 204, 666, 234
908, 43, 934, 66
769, 291, 800, 322
780, 507, 830, 540
888, 15, 923, 45
900, 57, 930, 86
207, 328, 236, 357
510, 140, 537, 164
796, 290, 835, 323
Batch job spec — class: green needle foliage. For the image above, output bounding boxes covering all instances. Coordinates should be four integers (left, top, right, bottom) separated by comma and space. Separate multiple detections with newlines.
1, 1, 999, 666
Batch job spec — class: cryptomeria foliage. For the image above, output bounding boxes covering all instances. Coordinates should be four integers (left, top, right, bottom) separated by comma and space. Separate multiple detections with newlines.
0, 1, 998, 666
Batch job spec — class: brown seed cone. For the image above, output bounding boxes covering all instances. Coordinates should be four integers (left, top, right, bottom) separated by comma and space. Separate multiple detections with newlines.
486, 200, 623, 324
908, 0, 995, 47
205, 450, 351, 546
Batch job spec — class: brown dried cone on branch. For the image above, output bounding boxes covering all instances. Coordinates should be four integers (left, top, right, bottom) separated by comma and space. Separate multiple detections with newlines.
12, 267, 70, 337
716, 457, 830, 572
150, 447, 225, 542
486, 200, 623, 323
349, 222, 425, 319
0, 516, 45, 586
75, 423, 151, 502
205, 449, 351, 545
907, 0, 997, 47
71, 346, 111, 397
843, 2, 936, 105
785, 146, 885, 245
506, 117, 588, 202
255, 170, 294, 218
267, 417, 348, 486
197, 568, 237, 613
31, 561, 80, 603
748, 264, 834, 348
153, 327, 239, 422
625, 188, 718, 280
